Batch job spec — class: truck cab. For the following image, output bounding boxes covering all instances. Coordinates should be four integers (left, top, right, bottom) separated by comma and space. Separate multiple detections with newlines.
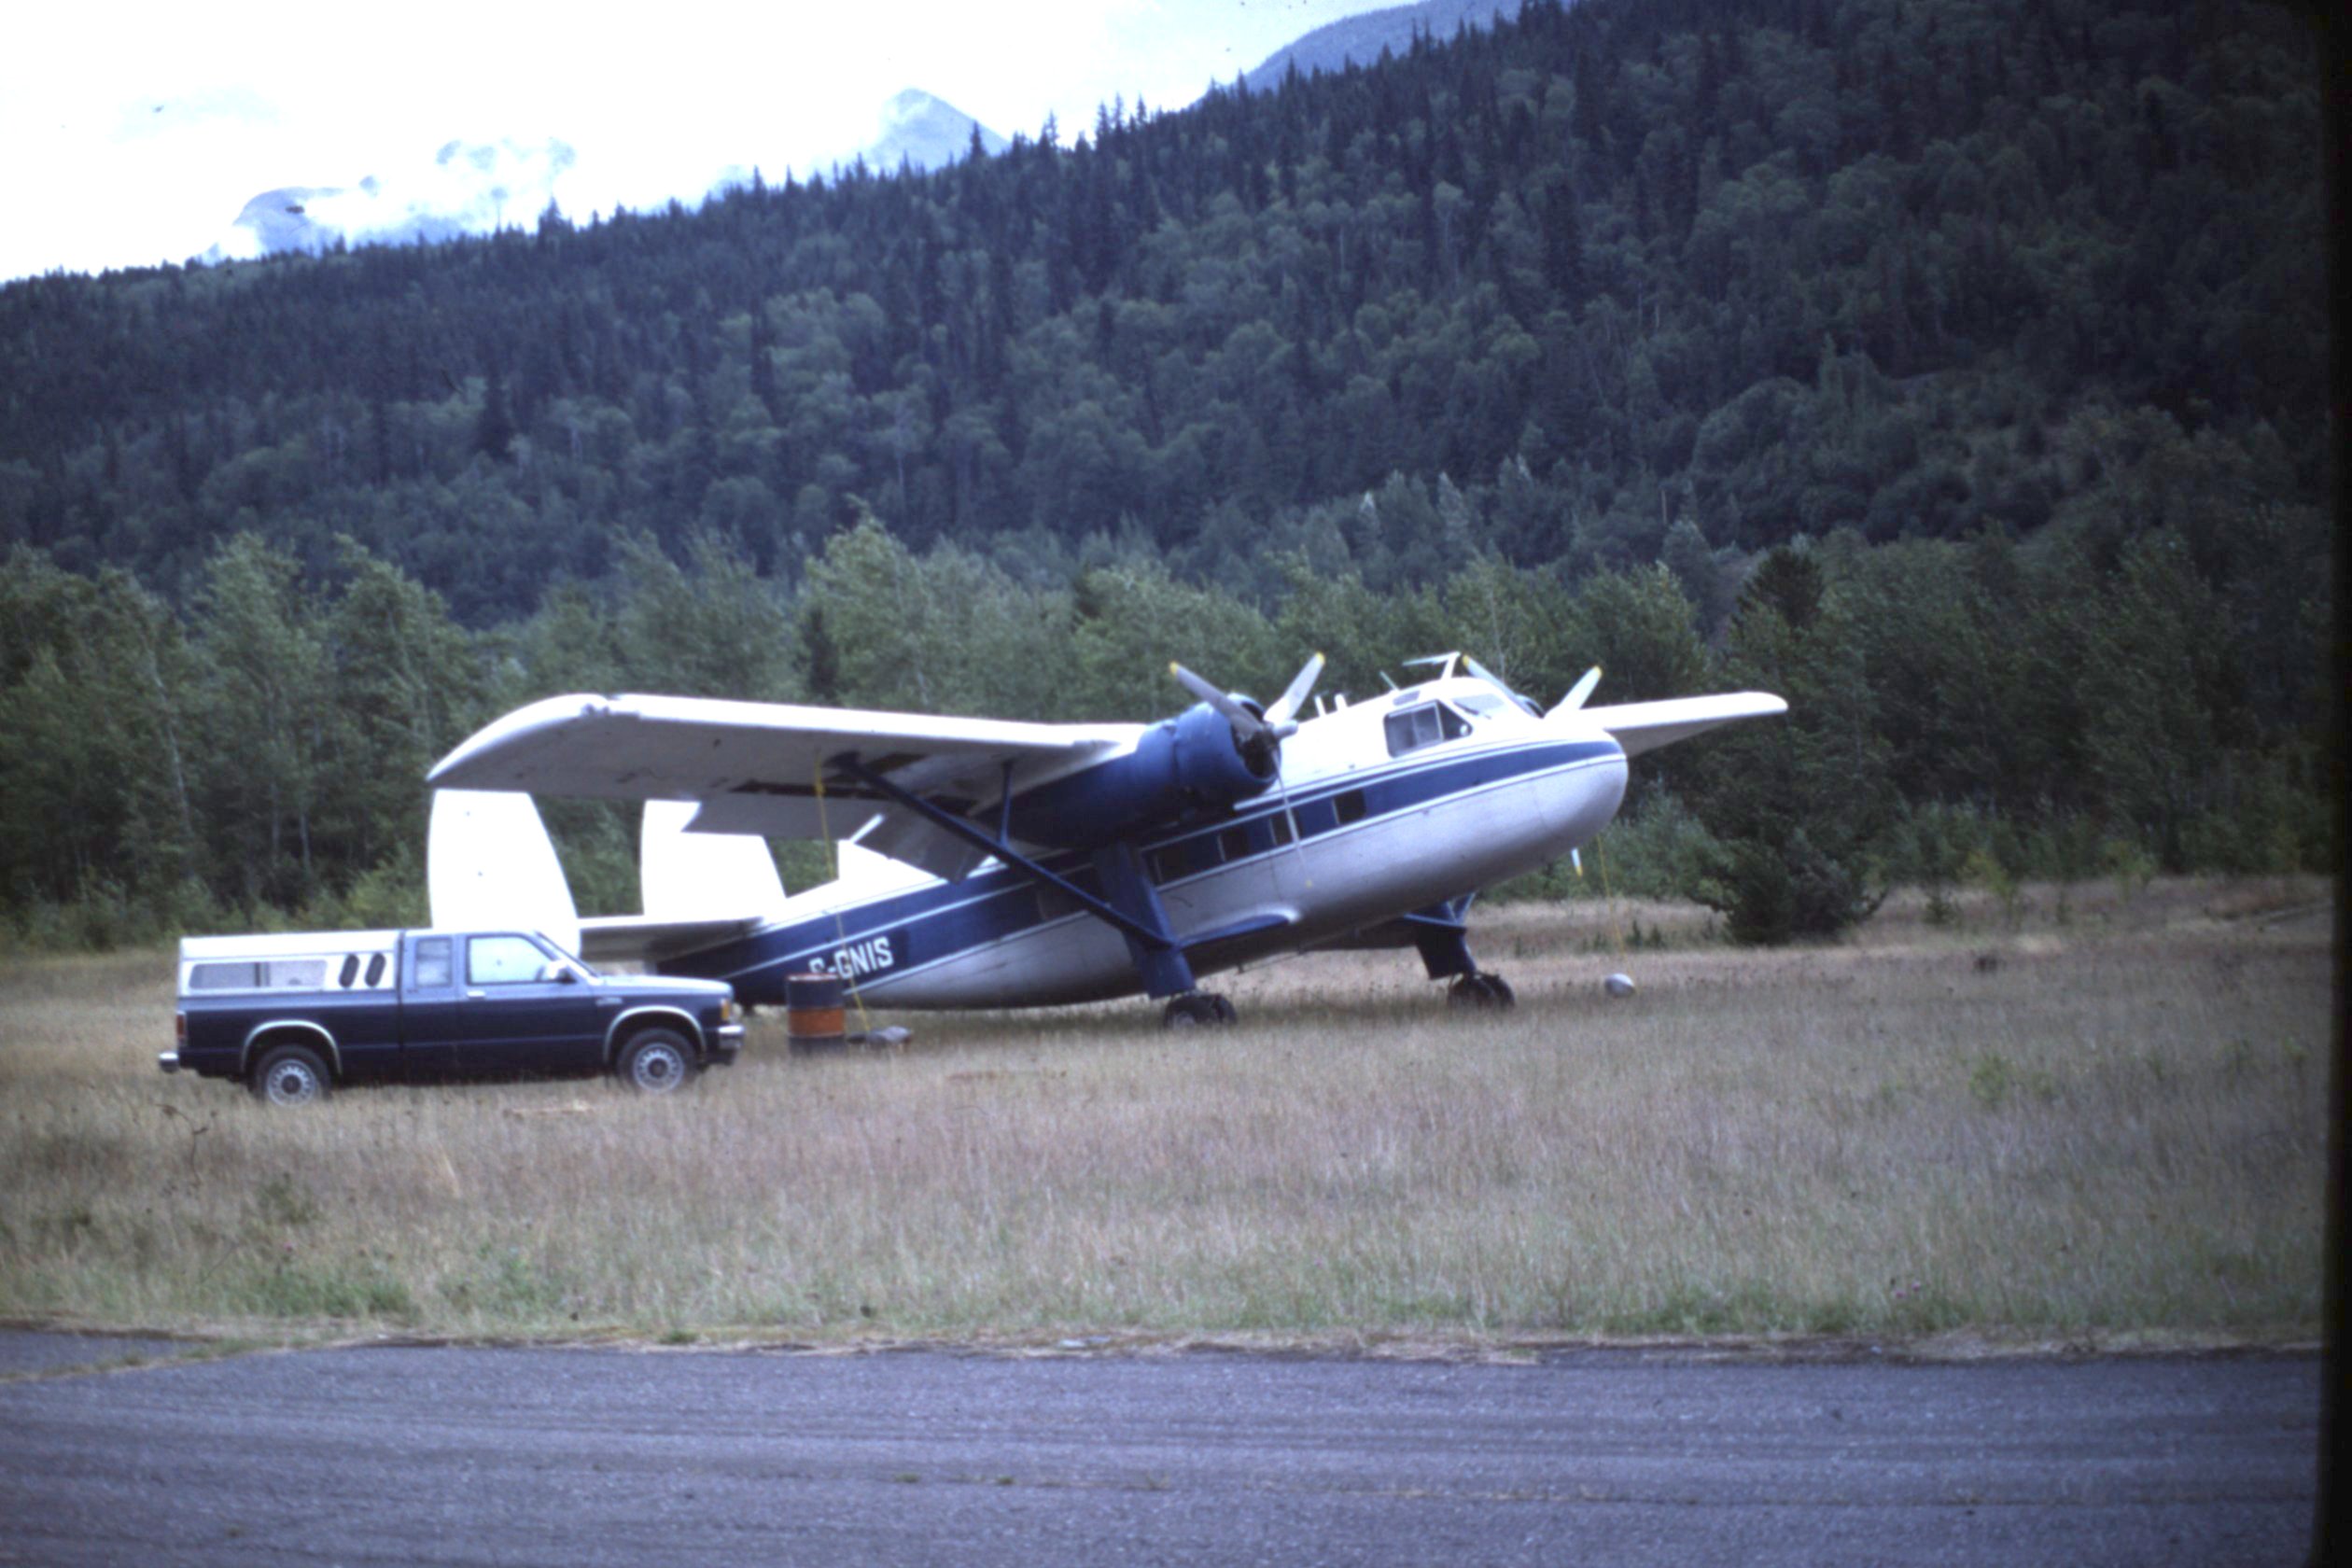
163, 928, 742, 1103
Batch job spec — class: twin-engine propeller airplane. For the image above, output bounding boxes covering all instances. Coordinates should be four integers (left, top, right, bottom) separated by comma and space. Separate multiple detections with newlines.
425, 654, 1784, 1027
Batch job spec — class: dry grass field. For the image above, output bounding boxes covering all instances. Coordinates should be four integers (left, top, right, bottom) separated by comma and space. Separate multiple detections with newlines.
0, 876, 2331, 1351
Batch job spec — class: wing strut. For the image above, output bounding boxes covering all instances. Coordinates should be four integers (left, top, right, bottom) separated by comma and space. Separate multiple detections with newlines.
832, 754, 1199, 998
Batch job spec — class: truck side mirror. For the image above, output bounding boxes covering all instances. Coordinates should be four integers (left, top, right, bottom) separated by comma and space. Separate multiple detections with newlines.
539, 961, 578, 984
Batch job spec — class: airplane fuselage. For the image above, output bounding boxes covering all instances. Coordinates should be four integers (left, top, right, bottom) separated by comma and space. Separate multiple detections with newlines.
652, 677, 1628, 1009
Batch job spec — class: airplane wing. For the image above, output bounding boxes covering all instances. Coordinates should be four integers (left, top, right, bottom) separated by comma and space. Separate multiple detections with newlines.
428, 693, 1141, 879
1582, 693, 1787, 758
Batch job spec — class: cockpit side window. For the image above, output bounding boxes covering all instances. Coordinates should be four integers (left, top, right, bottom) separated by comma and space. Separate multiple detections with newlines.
1383, 702, 1456, 757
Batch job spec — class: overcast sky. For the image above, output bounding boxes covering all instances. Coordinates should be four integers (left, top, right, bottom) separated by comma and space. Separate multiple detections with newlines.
2, 0, 1393, 282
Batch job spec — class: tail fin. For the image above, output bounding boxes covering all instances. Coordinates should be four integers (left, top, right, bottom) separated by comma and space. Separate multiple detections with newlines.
427, 789, 581, 955
640, 800, 789, 920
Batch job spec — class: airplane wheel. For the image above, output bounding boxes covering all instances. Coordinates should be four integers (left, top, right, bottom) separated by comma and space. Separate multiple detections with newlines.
1161, 994, 1233, 1029
1448, 974, 1516, 1011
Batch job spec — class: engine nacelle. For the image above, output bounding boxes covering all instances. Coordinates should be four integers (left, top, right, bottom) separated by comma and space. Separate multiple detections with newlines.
1006, 703, 1275, 849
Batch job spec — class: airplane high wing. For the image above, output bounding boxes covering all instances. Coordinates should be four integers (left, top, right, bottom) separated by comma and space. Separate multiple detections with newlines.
1583, 693, 1789, 757
427, 693, 1141, 880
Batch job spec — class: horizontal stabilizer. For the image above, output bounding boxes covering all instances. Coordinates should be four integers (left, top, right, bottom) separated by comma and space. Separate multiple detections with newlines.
1582, 693, 1787, 757
576, 913, 766, 968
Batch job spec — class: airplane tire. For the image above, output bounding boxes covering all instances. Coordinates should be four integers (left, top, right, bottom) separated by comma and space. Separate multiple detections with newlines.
1161, 995, 1232, 1029
1448, 973, 1516, 1011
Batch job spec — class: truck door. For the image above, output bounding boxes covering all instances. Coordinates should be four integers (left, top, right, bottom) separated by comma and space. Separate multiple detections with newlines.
398, 934, 467, 1081
457, 933, 609, 1075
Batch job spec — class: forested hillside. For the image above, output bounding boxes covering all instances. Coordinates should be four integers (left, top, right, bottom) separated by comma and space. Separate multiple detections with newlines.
0, 0, 2331, 945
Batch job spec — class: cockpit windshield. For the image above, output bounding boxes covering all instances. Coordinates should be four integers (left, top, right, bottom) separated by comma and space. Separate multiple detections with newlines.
1454, 693, 1512, 721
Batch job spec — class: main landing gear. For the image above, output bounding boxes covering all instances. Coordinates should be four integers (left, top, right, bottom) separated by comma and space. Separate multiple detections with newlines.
1447, 973, 1517, 1010
1161, 992, 1238, 1029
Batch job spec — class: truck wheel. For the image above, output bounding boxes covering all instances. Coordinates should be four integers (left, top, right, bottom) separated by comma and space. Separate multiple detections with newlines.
616, 1029, 697, 1095
249, 1043, 331, 1106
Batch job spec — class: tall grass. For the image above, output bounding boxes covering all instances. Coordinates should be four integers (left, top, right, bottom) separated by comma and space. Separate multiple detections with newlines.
0, 879, 2329, 1345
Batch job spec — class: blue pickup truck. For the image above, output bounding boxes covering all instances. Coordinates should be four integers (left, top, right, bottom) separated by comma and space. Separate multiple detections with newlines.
161, 928, 743, 1105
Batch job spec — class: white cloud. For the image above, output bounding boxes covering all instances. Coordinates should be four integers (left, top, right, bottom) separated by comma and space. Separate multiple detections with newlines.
0, 0, 1386, 280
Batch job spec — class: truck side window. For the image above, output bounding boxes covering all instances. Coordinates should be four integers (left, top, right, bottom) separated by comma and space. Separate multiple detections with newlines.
413, 938, 453, 989
364, 953, 386, 987
469, 935, 549, 985
338, 954, 360, 988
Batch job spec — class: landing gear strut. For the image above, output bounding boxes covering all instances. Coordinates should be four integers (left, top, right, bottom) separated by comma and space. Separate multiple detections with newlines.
1161, 992, 1238, 1029
1447, 973, 1517, 1010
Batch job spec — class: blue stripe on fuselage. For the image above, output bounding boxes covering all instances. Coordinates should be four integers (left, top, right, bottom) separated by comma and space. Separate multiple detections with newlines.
660, 737, 1619, 1001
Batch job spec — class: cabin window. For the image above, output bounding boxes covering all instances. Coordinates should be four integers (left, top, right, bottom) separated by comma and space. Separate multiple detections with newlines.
1220, 825, 1253, 862
1455, 693, 1509, 721
469, 935, 549, 985
413, 938, 453, 989
1268, 813, 1295, 847
364, 953, 386, 987
1335, 790, 1369, 826
1148, 834, 1223, 885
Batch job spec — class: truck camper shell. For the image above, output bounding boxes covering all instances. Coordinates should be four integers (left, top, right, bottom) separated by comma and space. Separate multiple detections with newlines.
178, 931, 405, 997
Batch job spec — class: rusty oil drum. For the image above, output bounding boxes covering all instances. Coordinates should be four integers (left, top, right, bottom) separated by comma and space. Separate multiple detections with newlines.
784, 972, 847, 1051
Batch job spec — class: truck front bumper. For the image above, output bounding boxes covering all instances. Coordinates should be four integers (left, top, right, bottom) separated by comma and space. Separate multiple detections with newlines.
708, 1023, 745, 1065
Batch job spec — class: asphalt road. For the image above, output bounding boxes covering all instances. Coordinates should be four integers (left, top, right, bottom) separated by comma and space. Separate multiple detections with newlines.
0, 1337, 2317, 1567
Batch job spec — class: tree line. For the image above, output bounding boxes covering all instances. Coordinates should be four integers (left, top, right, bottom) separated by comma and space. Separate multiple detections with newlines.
1, 500, 2328, 948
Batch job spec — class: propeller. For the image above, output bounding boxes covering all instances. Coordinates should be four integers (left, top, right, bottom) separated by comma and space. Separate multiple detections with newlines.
1170, 652, 1324, 774
1546, 666, 1603, 720
1266, 652, 1325, 730
1172, 654, 1324, 891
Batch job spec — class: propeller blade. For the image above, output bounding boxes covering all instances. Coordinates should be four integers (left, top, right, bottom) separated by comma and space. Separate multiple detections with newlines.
1547, 666, 1603, 720
1265, 653, 1325, 734
1170, 663, 1270, 741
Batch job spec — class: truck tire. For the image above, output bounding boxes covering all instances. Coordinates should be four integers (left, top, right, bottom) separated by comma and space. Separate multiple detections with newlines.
249, 1043, 331, 1106
616, 1028, 697, 1095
